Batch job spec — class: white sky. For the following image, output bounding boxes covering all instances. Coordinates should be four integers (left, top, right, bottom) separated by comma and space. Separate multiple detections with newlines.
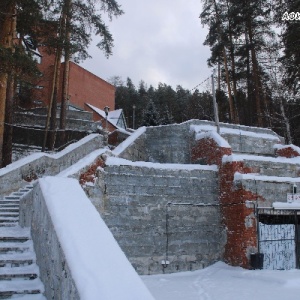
80, 0, 211, 90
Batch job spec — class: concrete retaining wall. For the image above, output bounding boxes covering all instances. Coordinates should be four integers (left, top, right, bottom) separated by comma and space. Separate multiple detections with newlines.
235, 177, 300, 207
222, 133, 280, 155
0, 134, 105, 195
96, 163, 225, 275
19, 184, 80, 300
241, 159, 300, 178
117, 120, 284, 164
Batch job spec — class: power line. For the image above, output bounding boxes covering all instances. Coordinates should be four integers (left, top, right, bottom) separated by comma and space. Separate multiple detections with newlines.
190, 76, 211, 92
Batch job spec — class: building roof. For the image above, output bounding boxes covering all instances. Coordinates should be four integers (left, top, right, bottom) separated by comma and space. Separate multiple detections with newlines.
86, 103, 126, 130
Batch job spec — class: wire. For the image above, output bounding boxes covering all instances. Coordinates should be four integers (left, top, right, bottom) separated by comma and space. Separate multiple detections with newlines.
190, 76, 211, 92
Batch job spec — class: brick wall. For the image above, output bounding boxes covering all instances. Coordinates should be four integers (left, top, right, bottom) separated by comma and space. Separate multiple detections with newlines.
32, 50, 115, 114
66, 62, 115, 113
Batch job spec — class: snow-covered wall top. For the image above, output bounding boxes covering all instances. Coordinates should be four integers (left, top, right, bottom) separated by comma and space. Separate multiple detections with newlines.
38, 177, 154, 300
190, 121, 284, 156
113, 127, 146, 156
223, 153, 300, 165
190, 124, 281, 141
104, 119, 284, 164
0, 134, 104, 195
105, 156, 218, 172
195, 131, 231, 148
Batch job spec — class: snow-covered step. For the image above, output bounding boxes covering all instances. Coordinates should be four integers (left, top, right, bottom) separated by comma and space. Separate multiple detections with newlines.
0, 198, 20, 205
0, 278, 44, 299
0, 241, 33, 254
1, 294, 46, 300
0, 207, 19, 212
0, 217, 19, 225
0, 227, 30, 242
11, 192, 25, 196
0, 252, 36, 267
0, 223, 18, 228
3, 196, 20, 200
0, 212, 19, 217
0, 187, 45, 300
0, 203, 19, 208
0, 264, 38, 280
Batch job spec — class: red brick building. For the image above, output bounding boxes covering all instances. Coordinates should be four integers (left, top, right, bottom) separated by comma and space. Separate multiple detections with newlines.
32, 45, 115, 117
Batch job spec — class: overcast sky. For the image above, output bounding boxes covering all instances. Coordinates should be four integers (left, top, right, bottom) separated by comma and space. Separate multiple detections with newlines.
80, 0, 211, 91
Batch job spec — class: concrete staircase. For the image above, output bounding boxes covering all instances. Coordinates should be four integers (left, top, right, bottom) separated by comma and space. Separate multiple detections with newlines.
0, 186, 46, 300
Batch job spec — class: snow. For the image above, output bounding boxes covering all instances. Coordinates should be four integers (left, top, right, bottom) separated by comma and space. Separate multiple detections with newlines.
110, 127, 131, 135
10, 295, 46, 300
39, 177, 154, 300
191, 124, 281, 140
113, 126, 146, 156
234, 172, 300, 183
273, 202, 300, 209
57, 148, 108, 177
0, 134, 100, 176
223, 153, 300, 164
105, 157, 218, 171
195, 130, 231, 148
141, 261, 300, 300
274, 143, 300, 154
86, 103, 125, 129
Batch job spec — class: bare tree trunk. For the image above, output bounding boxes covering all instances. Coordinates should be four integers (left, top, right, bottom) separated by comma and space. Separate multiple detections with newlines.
245, 29, 253, 125
0, 72, 8, 167
279, 97, 292, 144
43, 13, 65, 151
42, 47, 62, 151
247, 19, 263, 127
213, 0, 237, 124
226, 0, 239, 123
218, 60, 221, 91
222, 47, 236, 123
228, 33, 239, 123
3, 74, 15, 166
0, 3, 16, 167
48, 48, 62, 150
60, 0, 72, 146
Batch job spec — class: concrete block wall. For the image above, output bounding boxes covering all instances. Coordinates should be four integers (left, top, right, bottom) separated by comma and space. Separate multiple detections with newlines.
117, 129, 149, 162
98, 164, 225, 275
240, 158, 300, 178
235, 177, 300, 207
144, 124, 193, 163
118, 120, 283, 164
0, 134, 105, 195
19, 184, 80, 300
221, 133, 281, 155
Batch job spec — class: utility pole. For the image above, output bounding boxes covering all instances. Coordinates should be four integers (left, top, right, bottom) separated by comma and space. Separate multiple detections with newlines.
132, 105, 136, 129
212, 69, 220, 134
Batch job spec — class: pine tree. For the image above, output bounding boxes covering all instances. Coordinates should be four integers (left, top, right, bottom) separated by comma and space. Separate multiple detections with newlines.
160, 105, 174, 125
39, 0, 123, 149
281, 0, 300, 95
0, 0, 41, 166
142, 99, 160, 126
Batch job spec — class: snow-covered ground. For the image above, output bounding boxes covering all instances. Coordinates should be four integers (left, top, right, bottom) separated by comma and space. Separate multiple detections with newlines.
141, 262, 300, 300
